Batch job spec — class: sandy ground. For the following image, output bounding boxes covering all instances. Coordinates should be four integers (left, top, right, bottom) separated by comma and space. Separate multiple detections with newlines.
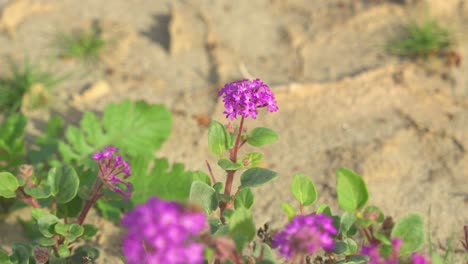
0, 0, 467, 263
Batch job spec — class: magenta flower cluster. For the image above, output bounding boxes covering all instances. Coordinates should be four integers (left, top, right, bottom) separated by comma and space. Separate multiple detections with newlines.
122, 197, 207, 264
92, 146, 132, 200
218, 78, 278, 120
361, 238, 402, 264
361, 238, 430, 264
272, 213, 337, 259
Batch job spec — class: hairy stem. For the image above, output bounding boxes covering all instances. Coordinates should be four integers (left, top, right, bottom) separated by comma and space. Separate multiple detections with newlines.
77, 179, 103, 225
220, 116, 245, 222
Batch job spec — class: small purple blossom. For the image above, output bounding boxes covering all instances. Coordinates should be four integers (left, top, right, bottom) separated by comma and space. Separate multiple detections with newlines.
92, 146, 132, 200
361, 238, 402, 264
218, 78, 278, 120
122, 197, 207, 264
272, 213, 337, 259
411, 253, 430, 264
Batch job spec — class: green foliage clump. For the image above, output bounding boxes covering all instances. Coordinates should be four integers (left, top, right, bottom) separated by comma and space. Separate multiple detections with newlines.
0, 60, 62, 113
387, 20, 451, 57
56, 24, 105, 62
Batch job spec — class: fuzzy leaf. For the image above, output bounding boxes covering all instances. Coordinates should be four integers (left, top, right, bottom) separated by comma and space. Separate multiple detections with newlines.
58, 100, 171, 162
336, 168, 369, 212
47, 165, 79, 204
240, 168, 277, 188
0, 172, 19, 198
189, 181, 218, 214
391, 213, 425, 255
208, 121, 229, 156
291, 173, 317, 206
247, 127, 278, 147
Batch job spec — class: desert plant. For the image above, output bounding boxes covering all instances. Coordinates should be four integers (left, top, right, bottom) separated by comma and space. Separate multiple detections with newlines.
55, 24, 105, 62
387, 20, 451, 57
0, 59, 62, 113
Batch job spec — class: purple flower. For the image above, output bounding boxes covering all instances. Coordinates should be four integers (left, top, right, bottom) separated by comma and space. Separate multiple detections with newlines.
272, 213, 337, 259
218, 78, 278, 120
122, 197, 207, 264
411, 253, 430, 264
361, 238, 402, 264
92, 146, 132, 200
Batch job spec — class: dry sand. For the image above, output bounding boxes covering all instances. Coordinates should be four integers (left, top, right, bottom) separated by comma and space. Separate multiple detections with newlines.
0, 0, 467, 263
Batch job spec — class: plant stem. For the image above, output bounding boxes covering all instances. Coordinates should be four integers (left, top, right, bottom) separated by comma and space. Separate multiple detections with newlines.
77, 179, 103, 225
205, 160, 216, 183
220, 116, 245, 222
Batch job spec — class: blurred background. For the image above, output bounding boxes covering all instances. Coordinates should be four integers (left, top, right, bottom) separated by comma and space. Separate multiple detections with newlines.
0, 0, 467, 262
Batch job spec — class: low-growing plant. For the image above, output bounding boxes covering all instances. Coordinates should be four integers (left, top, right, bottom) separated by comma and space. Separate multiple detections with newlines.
55, 24, 105, 62
387, 20, 451, 58
0, 79, 466, 264
0, 59, 63, 113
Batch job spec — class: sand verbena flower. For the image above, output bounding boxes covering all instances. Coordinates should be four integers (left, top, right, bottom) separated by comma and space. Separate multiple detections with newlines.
92, 146, 132, 200
272, 213, 337, 260
122, 197, 207, 264
218, 78, 278, 120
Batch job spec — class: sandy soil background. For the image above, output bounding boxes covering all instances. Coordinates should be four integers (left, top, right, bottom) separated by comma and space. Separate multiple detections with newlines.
0, 0, 467, 263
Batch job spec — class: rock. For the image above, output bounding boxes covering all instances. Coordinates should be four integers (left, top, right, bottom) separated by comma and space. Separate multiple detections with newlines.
73, 80, 111, 103
20, 83, 50, 114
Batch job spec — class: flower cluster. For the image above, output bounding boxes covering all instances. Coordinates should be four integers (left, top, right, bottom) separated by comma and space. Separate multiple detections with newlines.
361, 238, 401, 264
92, 146, 132, 200
272, 213, 337, 259
122, 197, 207, 264
411, 253, 430, 264
218, 78, 278, 120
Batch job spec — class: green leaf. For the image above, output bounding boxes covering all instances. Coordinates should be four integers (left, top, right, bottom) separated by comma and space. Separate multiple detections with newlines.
339, 212, 357, 236
24, 183, 52, 199
0, 114, 26, 172
240, 168, 277, 188
57, 245, 70, 258
252, 243, 277, 264
29, 115, 64, 164
69, 246, 99, 263
130, 157, 193, 204
243, 152, 263, 168
281, 202, 296, 221
56, 196, 83, 218
47, 165, 79, 204
0, 247, 11, 263
391, 213, 425, 256
217, 158, 242, 171
191, 170, 211, 186
335, 255, 369, 264
189, 181, 218, 214
36, 237, 56, 246
96, 200, 122, 223
82, 224, 98, 240
234, 188, 254, 209
10, 243, 32, 264
247, 127, 278, 147
213, 182, 223, 193
290, 173, 317, 206
229, 208, 256, 251
0, 172, 19, 198
37, 214, 58, 238
336, 168, 369, 212
54, 223, 84, 243
316, 203, 332, 217
58, 100, 172, 162
208, 121, 229, 156
31, 208, 47, 220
